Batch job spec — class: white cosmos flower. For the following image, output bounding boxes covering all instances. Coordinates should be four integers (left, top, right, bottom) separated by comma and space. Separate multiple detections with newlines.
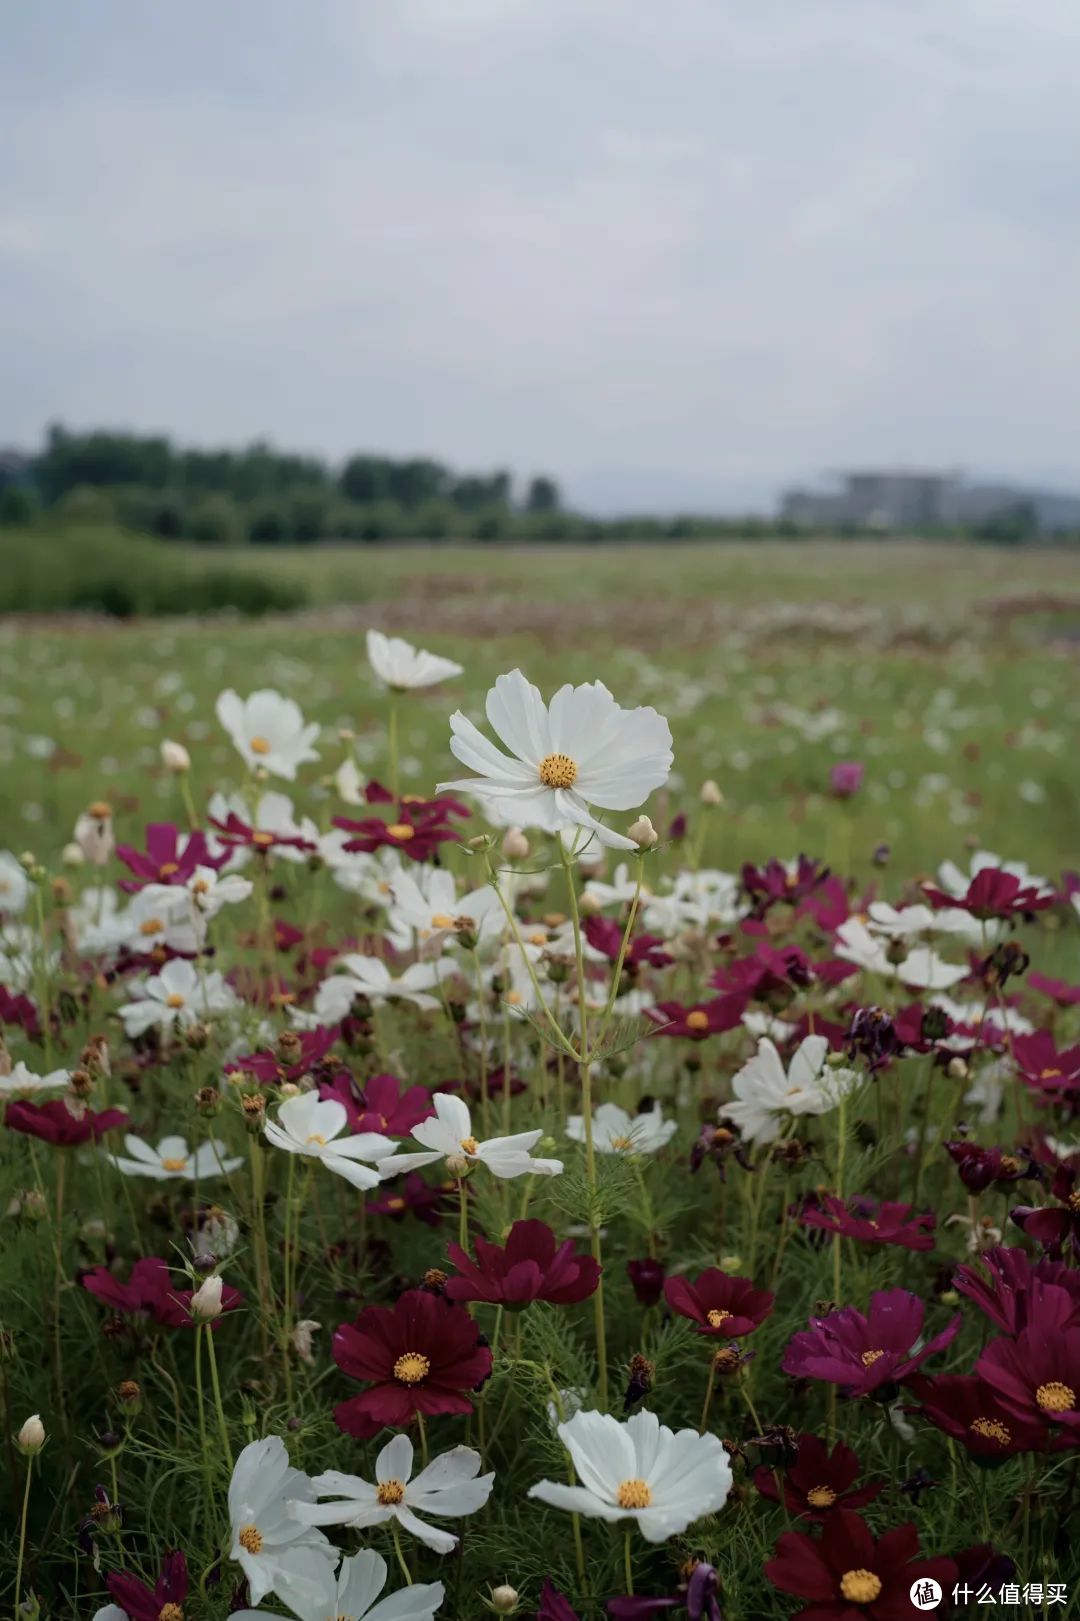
291, 1432, 493, 1554
117, 958, 239, 1038
722, 1035, 860, 1146
141, 865, 254, 919
388, 868, 502, 952
232, 1549, 444, 1621
367, 629, 463, 692
304, 955, 450, 1024
864, 900, 992, 945
0, 851, 29, 914
438, 669, 673, 852
335, 756, 366, 804
566, 1102, 677, 1155
528, 1408, 732, 1541
0, 1061, 69, 1098
108, 1133, 243, 1181
124, 886, 205, 956
834, 918, 967, 991
228, 1437, 338, 1609
377, 1091, 562, 1180
71, 887, 130, 956
216, 689, 321, 781
264, 1094, 395, 1191
210, 790, 320, 867
936, 848, 1052, 900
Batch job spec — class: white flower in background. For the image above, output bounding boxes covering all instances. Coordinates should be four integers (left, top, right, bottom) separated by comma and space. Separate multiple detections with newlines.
232, 1549, 444, 1621
216, 689, 320, 780
378, 1092, 562, 1180
388, 867, 502, 952
566, 1101, 677, 1155
929, 993, 1034, 1050
108, 1133, 243, 1181
0, 1061, 69, 1098
583, 863, 647, 911
367, 629, 463, 692
0, 927, 51, 991
723, 1035, 860, 1145
74, 803, 115, 866
528, 1408, 732, 1541
834, 918, 967, 991
864, 899, 992, 945
228, 1436, 338, 1609
264, 1093, 395, 1191
334, 756, 366, 804
438, 669, 673, 852
320, 838, 407, 903
141, 865, 253, 920
306, 954, 450, 1024
936, 849, 1052, 898
0, 851, 29, 914
117, 958, 239, 1038
70, 887, 130, 956
291, 1432, 494, 1553
124, 886, 204, 956
642, 868, 744, 935
210, 790, 320, 867
742, 1009, 797, 1043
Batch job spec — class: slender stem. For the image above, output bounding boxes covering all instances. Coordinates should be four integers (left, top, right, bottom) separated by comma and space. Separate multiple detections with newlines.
699, 1358, 718, 1434
623, 1528, 634, 1596
193, 1321, 214, 1514
387, 695, 400, 800
390, 1519, 413, 1584
594, 855, 645, 1049
203, 1324, 234, 1468
457, 1178, 469, 1254
416, 1408, 430, 1468
14, 1453, 33, 1618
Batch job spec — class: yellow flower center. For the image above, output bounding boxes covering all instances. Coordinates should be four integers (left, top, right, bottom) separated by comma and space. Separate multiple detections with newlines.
860, 1348, 884, 1366
1041, 1067, 1062, 1078
1068, 1191, 1080, 1214
88, 801, 113, 819
611, 1134, 635, 1151
252, 831, 274, 847
376, 1479, 406, 1505
158, 1606, 184, 1621
305, 1133, 328, 1146
839, 1570, 881, 1603
158, 861, 179, 878
139, 917, 166, 936
998, 1154, 1021, 1175
386, 823, 415, 841
807, 1485, 836, 1508
165, 993, 186, 1009
431, 913, 455, 930
238, 1524, 263, 1552
386, 1196, 405, 1212
1036, 1381, 1075, 1413
192, 878, 210, 894
160, 1157, 188, 1172
538, 753, 578, 790
460, 1136, 479, 1155
616, 1477, 652, 1509
706, 1309, 732, 1327
249, 736, 271, 755
393, 1351, 431, 1385
505, 990, 523, 1005
686, 1010, 710, 1031
971, 1416, 1011, 1445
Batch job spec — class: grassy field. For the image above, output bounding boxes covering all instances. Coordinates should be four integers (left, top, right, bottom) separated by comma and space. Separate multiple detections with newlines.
1, 538, 1078, 878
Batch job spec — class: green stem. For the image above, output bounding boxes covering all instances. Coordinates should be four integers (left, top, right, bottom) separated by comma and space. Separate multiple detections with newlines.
390, 1519, 413, 1584
387, 695, 400, 800
623, 1528, 634, 1596
699, 1358, 718, 1434
14, 1453, 33, 1618
203, 1324, 234, 1468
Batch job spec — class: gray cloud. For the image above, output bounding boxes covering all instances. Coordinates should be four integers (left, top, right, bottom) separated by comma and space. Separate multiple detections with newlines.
2, 0, 1078, 510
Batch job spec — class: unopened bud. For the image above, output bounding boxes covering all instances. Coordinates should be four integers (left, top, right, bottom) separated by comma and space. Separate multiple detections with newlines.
190, 1275, 224, 1322
17, 1414, 45, 1454
627, 815, 658, 849
184, 1021, 211, 1052
947, 1057, 969, 1081
69, 1068, 94, 1099
62, 841, 85, 868
116, 1379, 142, 1411
241, 1093, 266, 1132
160, 739, 191, 774
500, 827, 529, 861
699, 779, 723, 807
490, 1586, 520, 1614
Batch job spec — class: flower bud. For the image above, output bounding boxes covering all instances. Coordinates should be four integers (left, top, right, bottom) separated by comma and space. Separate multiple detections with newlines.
62, 841, 85, 867
116, 1379, 142, 1413
699, 779, 723, 806
17, 1414, 45, 1454
500, 827, 529, 861
946, 1056, 969, 1081
160, 739, 191, 774
490, 1586, 520, 1614
74, 803, 114, 867
627, 815, 658, 849
190, 1275, 224, 1322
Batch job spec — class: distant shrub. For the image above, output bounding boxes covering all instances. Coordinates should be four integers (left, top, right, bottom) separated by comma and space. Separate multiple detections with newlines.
286, 487, 332, 544
0, 485, 41, 525
54, 485, 117, 525
247, 499, 290, 545
188, 494, 244, 547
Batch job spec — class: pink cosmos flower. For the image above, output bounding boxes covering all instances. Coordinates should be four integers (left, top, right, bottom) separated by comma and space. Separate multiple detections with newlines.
797, 1195, 937, 1251
782, 1289, 961, 1396
829, 761, 864, 799
6, 1099, 128, 1147
663, 1267, 774, 1338
444, 1219, 600, 1309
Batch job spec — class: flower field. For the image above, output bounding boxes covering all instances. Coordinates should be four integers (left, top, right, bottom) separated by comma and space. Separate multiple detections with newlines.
1, 543, 1079, 1620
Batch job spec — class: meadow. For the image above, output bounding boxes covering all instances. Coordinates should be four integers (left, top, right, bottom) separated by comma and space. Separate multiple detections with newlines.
0, 539, 1078, 1621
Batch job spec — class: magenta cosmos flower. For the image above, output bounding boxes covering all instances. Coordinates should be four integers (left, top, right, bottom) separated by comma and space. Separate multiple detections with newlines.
1011, 1160, 1080, 1257
116, 823, 227, 891
444, 1219, 600, 1309
81, 1256, 243, 1330
647, 994, 744, 1041
798, 1195, 936, 1251
105, 1550, 188, 1619
754, 1434, 882, 1521
829, 761, 864, 799
765, 1509, 956, 1621
953, 1245, 1080, 1334
664, 1267, 774, 1338
782, 1289, 961, 1397
320, 1071, 434, 1137
975, 1282, 1080, 1436
7, 1099, 128, 1147
332, 1288, 492, 1437
906, 1374, 1050, 1459
922, 866, 1053, 920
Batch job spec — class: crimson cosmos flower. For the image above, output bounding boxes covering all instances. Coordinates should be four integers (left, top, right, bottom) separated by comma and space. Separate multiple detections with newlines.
319, 1071, 434, 1136
584, 914, 673, 969
116, 822, 228, 891
797, 1195, 937, 1252
782, 1289, 961, 1397
742, 855, 826, 916
106, 1549, 188, 1619
444, 1218, 600, 1309
210, 810, 315, 856
1011, 1031, 1080, 1099
81, 1257, 243, 1330
922, 866, 1053, 919
229, 1025, 342, 1088
332, 792, 468, 863
0, 987, 40, 1038
627, 1256, 667, 1307
954, 1244, 1080, 1334
1027, 972, 1080, 1007
1011, 1159, 1080, 1256
664, 1267, 775, 1338
647, 994, 745, 1041
975, 1282, 1080, 1435
765, 1509, 956, 1621
332, 1288, 492, 1437
829, 761, 865, 798
906, 1374, 1050, 1458
946, 1141, 1038, 1194
754, 1434, 883, 1520
6, 1099, 128, 1147
367, 1171, 452, 1226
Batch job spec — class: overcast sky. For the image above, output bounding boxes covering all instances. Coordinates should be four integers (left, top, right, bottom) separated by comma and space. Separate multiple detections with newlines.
3, 0, 1078, 512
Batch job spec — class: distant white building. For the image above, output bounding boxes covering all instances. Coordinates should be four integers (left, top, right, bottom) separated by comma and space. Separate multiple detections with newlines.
781, 469, 1080, 534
